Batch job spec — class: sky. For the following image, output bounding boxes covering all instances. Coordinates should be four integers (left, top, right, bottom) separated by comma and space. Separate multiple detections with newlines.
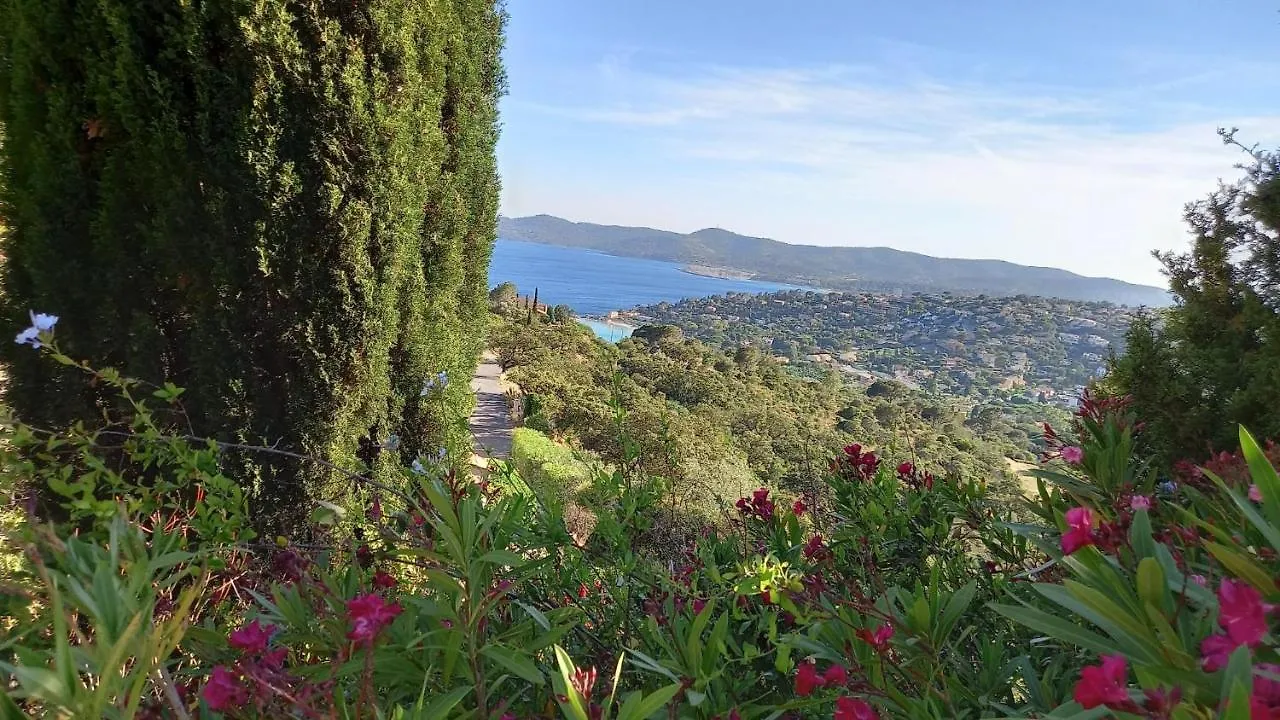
497, 1, 1280, 287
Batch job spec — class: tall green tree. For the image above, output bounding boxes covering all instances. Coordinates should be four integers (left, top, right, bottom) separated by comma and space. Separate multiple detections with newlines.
1109, 133, 1280, 467
0, 0, 505, 530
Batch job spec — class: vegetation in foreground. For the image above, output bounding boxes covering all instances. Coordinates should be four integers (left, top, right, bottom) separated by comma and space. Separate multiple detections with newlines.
4, 323, 1280, 719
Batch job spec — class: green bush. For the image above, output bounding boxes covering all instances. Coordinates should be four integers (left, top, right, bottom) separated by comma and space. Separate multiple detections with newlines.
511, 427, 597, 506
0, 0, 505, 530
6, 334, 1280, 718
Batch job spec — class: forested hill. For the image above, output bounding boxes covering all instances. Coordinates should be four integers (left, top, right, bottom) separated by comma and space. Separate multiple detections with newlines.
499, 214, 1171, 306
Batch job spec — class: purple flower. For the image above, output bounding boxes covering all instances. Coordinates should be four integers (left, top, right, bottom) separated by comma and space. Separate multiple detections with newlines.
1061, 446, 1084, 464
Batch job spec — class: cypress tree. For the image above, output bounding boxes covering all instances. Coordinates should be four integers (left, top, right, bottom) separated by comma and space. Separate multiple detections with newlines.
0, 0, 506, 531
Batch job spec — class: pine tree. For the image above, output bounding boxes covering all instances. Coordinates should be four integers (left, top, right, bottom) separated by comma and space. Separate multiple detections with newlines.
0, 0, 506, 531
1109, 137, 1280, 467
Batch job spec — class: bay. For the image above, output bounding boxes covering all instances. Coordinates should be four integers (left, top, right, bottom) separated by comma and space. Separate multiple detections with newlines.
487, 239, 804, 321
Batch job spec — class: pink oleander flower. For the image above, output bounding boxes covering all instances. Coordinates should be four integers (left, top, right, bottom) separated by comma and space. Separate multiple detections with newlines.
795, 660, 823, 696
834, 696, 879, 720
373, 570, 398, 589
823, 663, 849, 686
1201, 633, 1237, 672
1073, 654, 1129, 710
346, 592, 402, 643
228, 619, 274, 655
202, 666, 247, 712
1060, 506, 1095, 555
1061, 445, 1084, 464
1130, 495, 1152, 512
1219, 579, 1268, 647
857, 624, 894, 652
792, 499, 807, 516
1250, 484, 1264, 502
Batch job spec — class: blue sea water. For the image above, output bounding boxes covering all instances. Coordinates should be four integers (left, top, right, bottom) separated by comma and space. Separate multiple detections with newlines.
487, 239, 803, 329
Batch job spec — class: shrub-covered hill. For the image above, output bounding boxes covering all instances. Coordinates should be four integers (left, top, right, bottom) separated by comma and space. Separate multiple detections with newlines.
489, 307, 1032, 520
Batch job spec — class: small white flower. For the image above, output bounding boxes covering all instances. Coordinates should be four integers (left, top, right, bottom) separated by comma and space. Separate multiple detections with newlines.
383, 433, 401, 452
15, 310, 58, 349
29, 311, 58, 332
14, 327, 39, 348
420, 378, 435, 396
436, 447, 447, 461
411, 458, 426, 475
436, 371, 449, 389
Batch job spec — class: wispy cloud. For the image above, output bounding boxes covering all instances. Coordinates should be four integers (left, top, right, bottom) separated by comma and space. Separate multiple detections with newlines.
506, 56, 1280, 285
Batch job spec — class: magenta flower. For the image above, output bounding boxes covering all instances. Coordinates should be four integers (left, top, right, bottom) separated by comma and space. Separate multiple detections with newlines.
228, 619, 274, 655
1061, 446, 1084, 464
1250, 484, 1264, 502
1060, 506, 1095, 555
834, 697, 880, 720
823, 663, 849, 686
1073, 654, 1129, 709
1129, 495, 1152, 512
857, 623, 894, 652
795, 660, 823, 696
1219, 579, 1268, 647
1201, 633, 1237, 671
346, 592, 403, 643
373, 570, 398, 589
201, 666, 247, 712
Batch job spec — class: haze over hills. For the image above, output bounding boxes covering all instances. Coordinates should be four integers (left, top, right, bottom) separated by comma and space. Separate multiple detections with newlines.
498, 215, 1172, 307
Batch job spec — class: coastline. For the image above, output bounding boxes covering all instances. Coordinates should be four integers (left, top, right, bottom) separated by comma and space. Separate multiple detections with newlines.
681, 264, 756, 281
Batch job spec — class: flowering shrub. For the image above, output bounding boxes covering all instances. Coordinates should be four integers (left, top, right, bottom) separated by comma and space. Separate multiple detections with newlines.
4, 316, 1280, 718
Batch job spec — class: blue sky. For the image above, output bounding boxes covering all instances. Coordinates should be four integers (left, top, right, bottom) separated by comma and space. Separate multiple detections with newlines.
497, 1, 1280, 286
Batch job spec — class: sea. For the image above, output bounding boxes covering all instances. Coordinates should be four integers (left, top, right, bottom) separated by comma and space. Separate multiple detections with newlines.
487, 239, 804, 341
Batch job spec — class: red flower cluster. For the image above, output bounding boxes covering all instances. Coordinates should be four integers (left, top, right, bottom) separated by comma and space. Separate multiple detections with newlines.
735, 488, 776, 522
803, 534, 830, 562
794, 659, 850, 696
1073, 654, 1133, 711
895, 461, 935, 491
856, 623, 894, 652
203, 618, 330, 715
1201, 579, 1270, 671
346, 592, 402, 643
1074, 389, 1132, 428
834, 697, 879, 720
1060, 506, 1095, 555
840, 444, 881, 481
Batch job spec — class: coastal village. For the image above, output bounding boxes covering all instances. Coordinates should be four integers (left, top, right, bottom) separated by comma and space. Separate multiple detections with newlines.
628, 289, 1138, 412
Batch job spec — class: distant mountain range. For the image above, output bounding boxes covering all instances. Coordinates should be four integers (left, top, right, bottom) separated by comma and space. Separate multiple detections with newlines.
498, 215, 1171, 307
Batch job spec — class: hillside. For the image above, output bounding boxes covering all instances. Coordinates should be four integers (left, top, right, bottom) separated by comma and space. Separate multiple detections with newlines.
499, 214, 1171, 306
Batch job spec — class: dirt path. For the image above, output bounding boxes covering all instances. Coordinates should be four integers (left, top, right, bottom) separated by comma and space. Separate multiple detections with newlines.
469, 351, 513, 469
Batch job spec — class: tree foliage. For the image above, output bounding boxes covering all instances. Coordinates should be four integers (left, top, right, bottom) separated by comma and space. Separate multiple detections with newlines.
1109, 134, 1280, 468
0, 0, 505, 529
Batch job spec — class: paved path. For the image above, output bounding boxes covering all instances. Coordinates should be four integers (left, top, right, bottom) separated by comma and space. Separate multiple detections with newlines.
469, 351, 513, 468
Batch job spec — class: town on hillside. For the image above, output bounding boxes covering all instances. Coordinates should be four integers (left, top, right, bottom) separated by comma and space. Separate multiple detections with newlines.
628, 289, 1137, 412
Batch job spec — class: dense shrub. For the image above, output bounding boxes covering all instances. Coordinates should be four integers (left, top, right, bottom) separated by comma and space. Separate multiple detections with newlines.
0, 0, 505, 530
511, 427, 598, 507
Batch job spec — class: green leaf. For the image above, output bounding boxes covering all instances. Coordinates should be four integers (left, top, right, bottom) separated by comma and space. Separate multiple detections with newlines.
1240, 425, 1280, 526
515, 600, 551, 631
1205, 468, 1280, 555
478, 549, 524, 567
417, 685, 473, 720
481, 645, 544, 685
989, 603, 1115, 655
1205, 541, 1275, 594
0, 692, 29, 720
1135, 558, 1166, 611
1129, 510, 1157, 560
617, 683, 682, 720
937, 580, 977, 644
309, 500, 347, 527
553, 646, 589, 720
